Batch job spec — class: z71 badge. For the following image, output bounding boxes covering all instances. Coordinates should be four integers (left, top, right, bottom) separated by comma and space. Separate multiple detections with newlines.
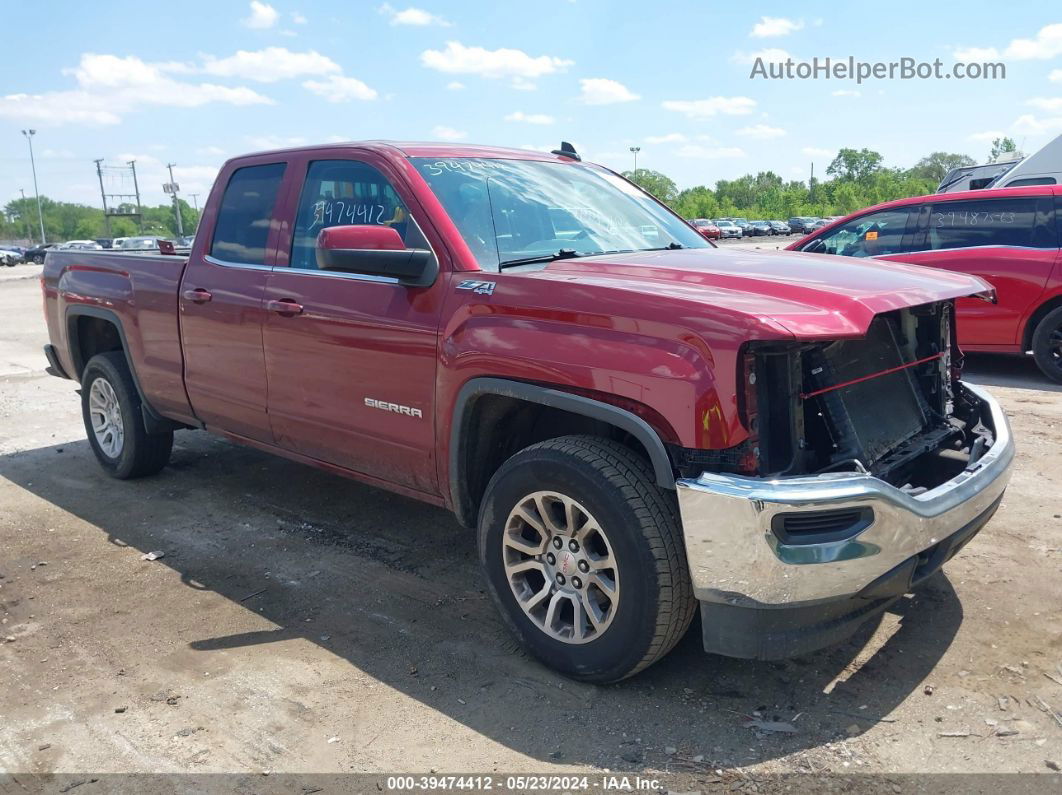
456, 279, 496, 296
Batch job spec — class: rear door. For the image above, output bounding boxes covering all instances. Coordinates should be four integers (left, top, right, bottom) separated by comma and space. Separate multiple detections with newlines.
894, 195, 1058, 347
261, 153, 447, 495
179, 159, 291, 441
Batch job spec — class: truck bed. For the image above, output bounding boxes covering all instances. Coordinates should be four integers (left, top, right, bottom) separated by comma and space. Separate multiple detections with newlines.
41, 249, 197, 425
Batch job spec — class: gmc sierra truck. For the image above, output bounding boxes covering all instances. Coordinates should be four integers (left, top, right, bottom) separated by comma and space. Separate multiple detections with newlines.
41, 141, 1014, 683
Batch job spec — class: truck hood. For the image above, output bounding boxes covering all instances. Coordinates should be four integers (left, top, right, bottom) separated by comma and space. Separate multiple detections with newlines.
531, 247, 992, 339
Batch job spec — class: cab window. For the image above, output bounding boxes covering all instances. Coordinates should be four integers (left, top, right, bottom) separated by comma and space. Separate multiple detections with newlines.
925, 197, 1055, 250
290, 160, 422, 270
803, 209, 914, 257
210, 163, 286, 264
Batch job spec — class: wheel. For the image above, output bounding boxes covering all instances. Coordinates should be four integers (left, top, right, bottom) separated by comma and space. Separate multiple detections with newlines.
33, 254, 44, 264
1032, 306, 1062, 384
478, 435, 696, 683
80, 352, 173, 478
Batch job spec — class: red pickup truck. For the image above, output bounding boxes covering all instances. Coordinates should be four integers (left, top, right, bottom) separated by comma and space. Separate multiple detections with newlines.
41, 141, 1014, 682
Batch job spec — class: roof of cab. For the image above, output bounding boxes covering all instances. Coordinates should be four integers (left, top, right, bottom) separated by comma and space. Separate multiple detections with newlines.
238, 140, 581, 163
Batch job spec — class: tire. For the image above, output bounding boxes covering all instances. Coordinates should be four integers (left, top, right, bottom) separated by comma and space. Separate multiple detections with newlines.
477, 435, 696, 683
1032, 306, 1062, 384
80, 352, 173, 478
33, 255, 44, 264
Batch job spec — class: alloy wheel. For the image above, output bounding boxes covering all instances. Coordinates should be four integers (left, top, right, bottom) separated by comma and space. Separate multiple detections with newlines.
88, 377, 124, 458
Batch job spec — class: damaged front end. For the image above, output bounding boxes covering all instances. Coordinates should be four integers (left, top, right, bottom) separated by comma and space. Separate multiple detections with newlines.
674, 301, 1015, 660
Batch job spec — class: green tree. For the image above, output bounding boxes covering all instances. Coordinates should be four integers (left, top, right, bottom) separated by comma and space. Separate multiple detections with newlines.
908, 152, 976, 183
990, 136, 1017, 161
623, 169, 678, 204
826, 148, 884, 182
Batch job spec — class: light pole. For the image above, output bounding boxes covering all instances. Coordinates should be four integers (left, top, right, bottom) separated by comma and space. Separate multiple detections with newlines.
21, 129, 46, 244
629, 146, 641, 176
19, 188, 31, 241
166, 163, 185, 238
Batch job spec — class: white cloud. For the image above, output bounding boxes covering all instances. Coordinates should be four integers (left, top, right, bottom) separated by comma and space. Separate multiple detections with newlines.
732, 48, 791, 65
645, 133, 686, 144
661, 96, 756, 118
446, 81, 465, 90
967, 130, 1006, 142
954, 23, 1062, 62
302, 74, 377, 102
1027, 97, 1062, 112
421, 41, 573, 79
511, 77, 538, 91
832, 89, 861, 97
200, 48, 340, 82
504, 111, 555, 125
578, 77, 639, 105
379, 3, 451, 26
41, 148, 75, 159
432, 125, 467, 141
292, 11, 307, 24
197, 145, 227, 156
750, 16, 804, 38
736, 123, 786, 139
1052, 69, 1062, 83
1013, 113, 1062, 136
1, 53, 273, 126
676, 145, 745, 159
242, 0, 279, 29
802, 146, 834, 158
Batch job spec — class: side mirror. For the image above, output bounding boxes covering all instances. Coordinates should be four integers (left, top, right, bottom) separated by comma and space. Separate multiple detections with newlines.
802, 238, 827, 254
315, 225, 437, 287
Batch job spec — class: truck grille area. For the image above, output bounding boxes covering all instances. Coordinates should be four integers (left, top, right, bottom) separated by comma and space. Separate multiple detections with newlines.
743, 302, 992, 492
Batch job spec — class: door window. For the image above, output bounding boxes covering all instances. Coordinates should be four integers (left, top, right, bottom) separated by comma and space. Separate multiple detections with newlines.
290, 160, 420, 270
925, 197, 1055, 250
802, 209, 914, 257
210, 163, 286, 264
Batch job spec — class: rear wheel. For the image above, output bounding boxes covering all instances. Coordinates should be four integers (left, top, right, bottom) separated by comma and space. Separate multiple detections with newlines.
81, 352, 173, 478
477, 435, 695, 683
1032, 306, 1062, 384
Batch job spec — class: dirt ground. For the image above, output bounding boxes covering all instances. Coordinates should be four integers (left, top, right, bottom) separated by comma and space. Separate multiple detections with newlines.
1, 266, 1061, 787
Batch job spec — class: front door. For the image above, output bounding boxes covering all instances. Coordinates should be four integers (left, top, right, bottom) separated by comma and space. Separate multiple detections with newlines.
262, 156, 445, 495
180, 161, 287, 441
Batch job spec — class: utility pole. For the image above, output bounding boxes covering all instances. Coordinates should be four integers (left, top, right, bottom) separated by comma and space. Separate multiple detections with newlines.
128, 160, 144, 233
21, 129, 46, 244
19, 188, 31, 241
189, 193, 200, 212
809, 161, 815, 203
166, 163, 184, 238
629, 146, 641, 176
94, 159, 112, 237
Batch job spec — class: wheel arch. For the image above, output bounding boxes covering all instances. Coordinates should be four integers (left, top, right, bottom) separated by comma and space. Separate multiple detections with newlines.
449, 377, 676, 528
65, 306, 180, 434
1022, 292, 1062, 351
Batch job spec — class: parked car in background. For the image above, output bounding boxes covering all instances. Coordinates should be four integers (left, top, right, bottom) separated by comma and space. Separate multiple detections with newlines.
787, 217, 819, 235
40, 139, 1012, 682
0, 249, 20, 267
57, 240, 103, 251
788, 185, 1062, 382
111, 237, 129, 250
178, 235, 197, 248
689, 219, 720, 239
768, 221, 791, 235
24, 243, 56, 264
730, 218, 752, 234
118, 236, 172, 250
747, 221, 773, 236
714, 220, 742, 238
95, 238, 113, 249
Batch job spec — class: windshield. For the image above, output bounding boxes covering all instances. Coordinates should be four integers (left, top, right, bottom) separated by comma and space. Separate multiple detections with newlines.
411, 157, 708, 270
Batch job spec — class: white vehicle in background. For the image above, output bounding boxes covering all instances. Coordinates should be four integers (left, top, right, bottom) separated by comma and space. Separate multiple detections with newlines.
0, 249, 19, 267
937, 133, 1062, 193
118, 236, 172, 250
714, 220, 743, 238
56, 240, 104, 250
111, 237, 129, 250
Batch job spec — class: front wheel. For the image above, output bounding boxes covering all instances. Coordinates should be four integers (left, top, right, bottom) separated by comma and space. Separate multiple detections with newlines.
81, 352, 173, 478
478, 435, 696, 683
1032, 306, 1062, 384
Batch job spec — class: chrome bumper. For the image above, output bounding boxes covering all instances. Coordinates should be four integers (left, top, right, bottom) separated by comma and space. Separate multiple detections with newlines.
675, 383, 1014, 606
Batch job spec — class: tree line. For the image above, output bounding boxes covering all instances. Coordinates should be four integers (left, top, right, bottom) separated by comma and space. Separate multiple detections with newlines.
1, 196, 200, 244
627, 137, 1017, 222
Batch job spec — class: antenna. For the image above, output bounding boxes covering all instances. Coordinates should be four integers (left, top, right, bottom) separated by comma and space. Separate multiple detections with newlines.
551, 141, 581, 161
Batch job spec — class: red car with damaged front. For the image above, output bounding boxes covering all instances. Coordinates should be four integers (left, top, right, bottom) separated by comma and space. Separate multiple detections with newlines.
41, 141, 1013, 682
787, 185, 1062, 382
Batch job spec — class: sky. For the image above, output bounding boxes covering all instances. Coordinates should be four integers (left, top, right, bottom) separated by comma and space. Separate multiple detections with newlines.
2, 1, 1061, 210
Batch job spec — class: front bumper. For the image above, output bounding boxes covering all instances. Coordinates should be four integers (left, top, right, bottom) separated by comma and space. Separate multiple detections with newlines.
675, 382, 1013, 609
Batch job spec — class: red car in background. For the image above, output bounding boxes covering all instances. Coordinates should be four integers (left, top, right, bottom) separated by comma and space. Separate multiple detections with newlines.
788, 186, 1062, 382
689, 218, 721, 239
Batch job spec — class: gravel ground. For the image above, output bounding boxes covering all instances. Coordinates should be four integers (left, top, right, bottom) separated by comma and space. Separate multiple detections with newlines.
1, 272, 1060, 789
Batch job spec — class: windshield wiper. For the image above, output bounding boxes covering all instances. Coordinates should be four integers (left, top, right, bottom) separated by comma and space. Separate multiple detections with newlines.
639, 242, 684, 251
498, 248, 584, 269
